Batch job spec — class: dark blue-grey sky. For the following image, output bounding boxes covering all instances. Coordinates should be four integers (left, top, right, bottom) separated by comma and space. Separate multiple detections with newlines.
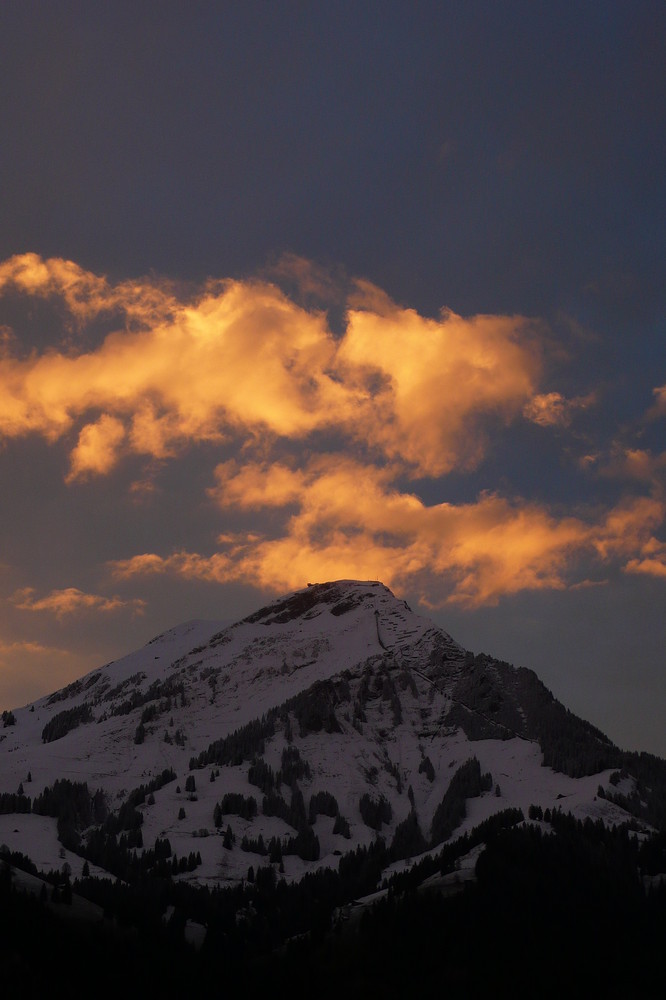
1, 1, 665, 755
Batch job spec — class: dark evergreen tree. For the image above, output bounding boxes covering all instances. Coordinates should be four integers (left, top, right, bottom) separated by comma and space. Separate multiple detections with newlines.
333, 814, 351, 838
390, 811, 427, 861
419, 756, 435, 782
359, 793, 392, 831
41, 704, 92, 743
309, 790, 339, 824
430, 757, 490, 847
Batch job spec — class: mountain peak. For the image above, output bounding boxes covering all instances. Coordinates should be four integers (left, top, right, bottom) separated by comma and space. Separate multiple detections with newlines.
2, 577, 662, 903
241, 579, 395, 626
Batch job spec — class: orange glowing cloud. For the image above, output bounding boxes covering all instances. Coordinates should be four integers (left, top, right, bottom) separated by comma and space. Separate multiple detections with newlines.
339, 293, 543, 474
113, 456, 666, 607
266, 252, 344, 303
3, 253, 663, 609
0, 638, 57, 658
599, 446, 666, 486
523, 391, 595, 428
0, 263, 351, 456
10, 587, 146, 617
67, 414, 126, 481
0, 254, 556, 479
647, 384, 666, 420
624, 537, 666, 579
0, 633, 98, 708
0, 252, 176, 326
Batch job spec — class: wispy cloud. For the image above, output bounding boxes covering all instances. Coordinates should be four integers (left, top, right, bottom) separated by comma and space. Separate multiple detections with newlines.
0, 638, 60, 657
0, 632, 99, 708
647, 383, 666, 421
599, 446, 666, 487
523, 391, 596, 428
0, 252, 176, 327
624, 537, 666, 579
112, 457, 665, 608
10, 587, 146, 618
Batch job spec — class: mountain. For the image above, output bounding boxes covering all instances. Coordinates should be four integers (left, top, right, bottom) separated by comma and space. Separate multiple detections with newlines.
2, 580, 666, 995
2, 580, 663, 883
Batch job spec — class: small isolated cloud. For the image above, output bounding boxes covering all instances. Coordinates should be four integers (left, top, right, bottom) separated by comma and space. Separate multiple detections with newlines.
265, 252, 345, 304
624, 537, 666, 579
0, 638, 58, 657
66, 414, 126, 481
523, 391, 595, 428
646, 383, 666, 421
10, 587, 146, 618
600, 446, 666, 486
128, 469, 162, 503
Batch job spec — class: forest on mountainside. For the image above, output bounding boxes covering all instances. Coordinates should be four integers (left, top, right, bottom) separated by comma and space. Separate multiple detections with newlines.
3, 812, 666, 998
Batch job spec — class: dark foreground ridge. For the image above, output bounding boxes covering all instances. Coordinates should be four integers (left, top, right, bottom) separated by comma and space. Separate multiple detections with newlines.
3, 812, 666, 999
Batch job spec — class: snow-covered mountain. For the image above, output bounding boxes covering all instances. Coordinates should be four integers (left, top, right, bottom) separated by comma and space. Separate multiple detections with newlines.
0, 580, 661, 887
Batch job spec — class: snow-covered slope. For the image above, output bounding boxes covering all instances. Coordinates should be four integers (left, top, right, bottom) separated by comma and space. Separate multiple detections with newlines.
0, 580, 650, 885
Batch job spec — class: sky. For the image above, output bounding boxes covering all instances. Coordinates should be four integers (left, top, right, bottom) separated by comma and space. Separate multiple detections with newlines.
0, 1, 665, 756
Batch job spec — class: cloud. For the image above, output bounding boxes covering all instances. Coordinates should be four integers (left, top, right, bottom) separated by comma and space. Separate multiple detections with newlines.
0, 638, 58, 657
265, 252, 345, 304
624, 537, 666, 579
10, 587, 146, 618
0, 633, 98, 710
599, 446, 666, 486
3, 253, 665, 609
339, 293, 543, 474
0, 252, 176, 327
0, 259, 348, 454
523, 391, 595, 428
66, 414, 126, 481
0, 253, 550, 478
646, 383, 666, 421
113, 456, 666, 608
587, 495, 665, 562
